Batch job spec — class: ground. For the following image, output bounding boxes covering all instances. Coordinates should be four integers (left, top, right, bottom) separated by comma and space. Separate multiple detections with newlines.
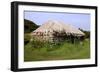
24, 37, 90, 62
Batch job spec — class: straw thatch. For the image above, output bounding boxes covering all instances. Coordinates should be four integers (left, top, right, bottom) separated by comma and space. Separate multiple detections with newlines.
31, 20, 85, 42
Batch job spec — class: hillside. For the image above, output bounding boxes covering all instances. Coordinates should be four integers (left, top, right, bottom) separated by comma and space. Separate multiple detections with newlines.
24, 19, 39, 33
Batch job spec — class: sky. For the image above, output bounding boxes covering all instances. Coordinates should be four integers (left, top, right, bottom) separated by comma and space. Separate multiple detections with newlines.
24, 11, 90, 31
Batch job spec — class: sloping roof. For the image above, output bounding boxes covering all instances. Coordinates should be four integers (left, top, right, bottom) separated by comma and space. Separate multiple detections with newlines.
32, 20, 85, 36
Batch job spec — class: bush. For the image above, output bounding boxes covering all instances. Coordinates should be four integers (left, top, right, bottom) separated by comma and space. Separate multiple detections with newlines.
30, 38, 45, 49
24, 34, 31, 45
79, 28, 90, 39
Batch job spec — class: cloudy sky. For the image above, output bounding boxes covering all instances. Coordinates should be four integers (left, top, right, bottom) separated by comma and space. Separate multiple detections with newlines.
24, 11, 90, 31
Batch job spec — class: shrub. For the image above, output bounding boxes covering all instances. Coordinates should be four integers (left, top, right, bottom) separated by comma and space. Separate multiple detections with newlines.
30, 38, 45, 49
24, 34, 31, 45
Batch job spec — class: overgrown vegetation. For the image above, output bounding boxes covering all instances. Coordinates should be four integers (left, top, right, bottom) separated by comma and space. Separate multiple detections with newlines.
24, 38, 90, 61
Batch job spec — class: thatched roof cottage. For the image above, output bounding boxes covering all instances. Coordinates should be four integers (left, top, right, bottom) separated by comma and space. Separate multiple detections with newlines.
31, 20, 85, 43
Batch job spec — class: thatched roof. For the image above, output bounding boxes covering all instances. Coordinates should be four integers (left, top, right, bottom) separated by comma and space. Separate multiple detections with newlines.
32, 20, 85, 36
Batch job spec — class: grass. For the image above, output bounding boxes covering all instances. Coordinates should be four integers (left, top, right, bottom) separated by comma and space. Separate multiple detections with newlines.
24, 39, 90, 62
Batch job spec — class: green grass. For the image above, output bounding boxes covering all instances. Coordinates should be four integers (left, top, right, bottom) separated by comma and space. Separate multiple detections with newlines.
24, 39, 90, 62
